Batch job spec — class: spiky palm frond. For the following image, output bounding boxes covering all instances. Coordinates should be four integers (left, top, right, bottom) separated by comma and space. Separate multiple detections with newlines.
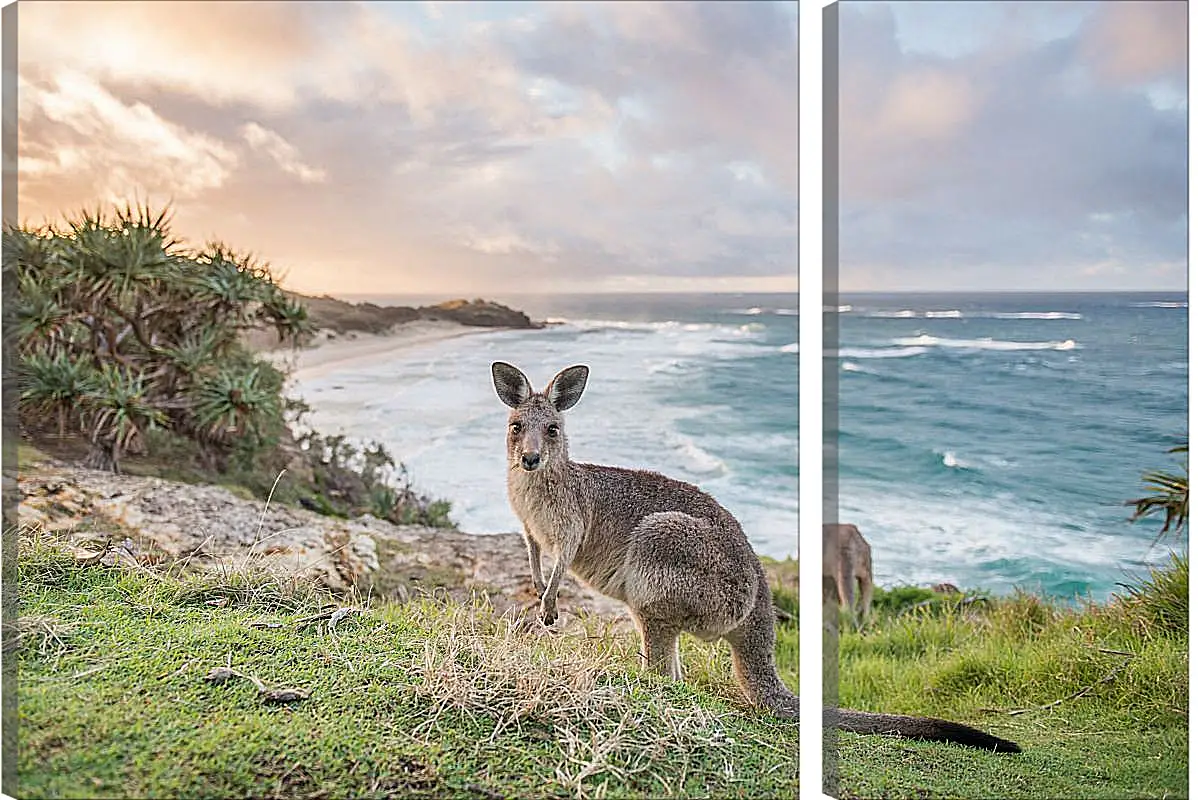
189, 363, 282, 446
80, 363, 168, 458
18, 350, 94, 437
3, 225, 61, 279
13, 287, 73, 352
257, 286, 314, 342
188, 244, 276, 326
1127, 441, 1188, 539
159, 326, 225, 382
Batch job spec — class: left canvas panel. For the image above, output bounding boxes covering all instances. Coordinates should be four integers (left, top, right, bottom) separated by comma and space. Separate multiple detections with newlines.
7, 2, 800, 797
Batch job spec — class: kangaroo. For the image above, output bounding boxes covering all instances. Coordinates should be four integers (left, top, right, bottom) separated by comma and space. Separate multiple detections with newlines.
823, 523, 873, 628
491, 362, 1021, 753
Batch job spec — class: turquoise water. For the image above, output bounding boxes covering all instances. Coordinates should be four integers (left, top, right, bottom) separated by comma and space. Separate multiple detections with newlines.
295, 293, 799, 558
290, 289, 1186, 597
833, 292, 1188, 600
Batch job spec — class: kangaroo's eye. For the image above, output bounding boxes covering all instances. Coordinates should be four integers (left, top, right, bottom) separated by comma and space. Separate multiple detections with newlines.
546, 424, 559, 438
510, 421, 522, 434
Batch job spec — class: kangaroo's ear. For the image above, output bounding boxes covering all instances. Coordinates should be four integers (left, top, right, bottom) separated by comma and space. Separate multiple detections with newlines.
546, 365, 589, 412
492, 362, 533, 408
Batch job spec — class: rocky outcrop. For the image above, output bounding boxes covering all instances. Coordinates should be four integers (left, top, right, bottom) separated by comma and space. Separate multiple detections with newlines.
285, 293, 541, 336
18, 460, 628, 624
291, 293, 422, 334
241, 294, 542, 353
416, 298, 541, 329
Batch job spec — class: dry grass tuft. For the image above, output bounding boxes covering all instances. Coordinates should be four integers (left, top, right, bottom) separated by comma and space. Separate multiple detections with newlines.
9, 615, 77, 656
400, 594, 787, 798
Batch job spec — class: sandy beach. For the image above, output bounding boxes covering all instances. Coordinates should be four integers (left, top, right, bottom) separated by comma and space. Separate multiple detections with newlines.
263, 320, 505, 382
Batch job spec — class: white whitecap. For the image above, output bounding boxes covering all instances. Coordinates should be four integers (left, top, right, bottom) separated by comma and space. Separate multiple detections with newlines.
892, 334, 1079, 352
984, 311, 1083, 320
941, 451, 968, 469
668, 434, 727, 476
832, 346, 928, 359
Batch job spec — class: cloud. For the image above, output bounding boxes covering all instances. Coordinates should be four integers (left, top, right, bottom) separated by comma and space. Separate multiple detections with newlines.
17, 1, 346, 111
838, 1, 1186, 291
18, 70, 238, 203
1079, 1, 1186, 88
504, 2, 799, 192
17, 1, 797, 294
240, 123, 327, 184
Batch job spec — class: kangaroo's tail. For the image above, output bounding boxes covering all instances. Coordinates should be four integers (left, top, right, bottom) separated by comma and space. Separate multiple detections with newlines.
826, 708, 1021, 753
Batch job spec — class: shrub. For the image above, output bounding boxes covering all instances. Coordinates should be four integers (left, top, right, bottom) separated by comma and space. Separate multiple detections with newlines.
11, 203, 456, 530
7, 203, 310, 471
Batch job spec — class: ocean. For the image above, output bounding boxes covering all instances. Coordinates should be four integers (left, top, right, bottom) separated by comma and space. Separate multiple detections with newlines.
284, 290, 1186, 599
289, 292, 800, 559
832, 292, 1188, 600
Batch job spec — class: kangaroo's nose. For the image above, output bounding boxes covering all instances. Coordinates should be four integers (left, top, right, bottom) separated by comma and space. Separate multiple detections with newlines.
521, 452, 541, 471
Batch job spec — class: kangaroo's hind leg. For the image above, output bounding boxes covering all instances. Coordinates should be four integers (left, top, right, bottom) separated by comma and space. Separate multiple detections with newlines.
838, 556, 857, 626
723, 581, 798, 719
857, 572, 873, 625
633, 615, 683, 680
623, 511, 759, 684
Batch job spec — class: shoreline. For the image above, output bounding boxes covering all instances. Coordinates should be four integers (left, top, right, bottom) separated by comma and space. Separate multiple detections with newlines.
263, 320, 518, 382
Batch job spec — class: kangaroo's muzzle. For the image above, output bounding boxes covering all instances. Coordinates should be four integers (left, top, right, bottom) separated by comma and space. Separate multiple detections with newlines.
521, 452, 542, 471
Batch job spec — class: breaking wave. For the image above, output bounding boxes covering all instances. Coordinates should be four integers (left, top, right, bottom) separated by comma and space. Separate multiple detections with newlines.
981, 311, 1083, 320
831, 346, 929, 359
862, 309, 1080, 320
892, 335, 1077, 352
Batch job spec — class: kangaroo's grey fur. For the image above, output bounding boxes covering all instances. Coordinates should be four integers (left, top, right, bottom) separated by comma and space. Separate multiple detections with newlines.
491, 362, 1021, 754
823, 523, 873, 628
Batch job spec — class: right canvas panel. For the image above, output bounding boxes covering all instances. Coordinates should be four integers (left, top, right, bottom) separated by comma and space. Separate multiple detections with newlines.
825, 2, 1188, 797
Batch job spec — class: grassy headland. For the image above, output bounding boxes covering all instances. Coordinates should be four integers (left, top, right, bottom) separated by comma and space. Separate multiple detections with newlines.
830, 576, 1187, 798
15, 525, 799, 799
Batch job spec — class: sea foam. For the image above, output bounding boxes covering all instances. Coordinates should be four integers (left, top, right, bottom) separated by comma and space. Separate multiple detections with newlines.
892, 335, 1077, 352
861, 309, 1081, 320
981, 311, 1083, 320
833, 346, 929, 359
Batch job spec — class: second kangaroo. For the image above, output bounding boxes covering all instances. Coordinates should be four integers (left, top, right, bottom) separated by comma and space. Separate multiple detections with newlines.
491, 361, 1020, 753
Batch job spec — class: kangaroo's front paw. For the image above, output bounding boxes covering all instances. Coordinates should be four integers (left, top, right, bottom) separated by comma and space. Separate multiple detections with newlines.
539, 596, 558, 627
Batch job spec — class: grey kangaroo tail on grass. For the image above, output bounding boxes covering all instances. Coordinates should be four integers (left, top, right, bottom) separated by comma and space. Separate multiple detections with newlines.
826, 708, 1022, 753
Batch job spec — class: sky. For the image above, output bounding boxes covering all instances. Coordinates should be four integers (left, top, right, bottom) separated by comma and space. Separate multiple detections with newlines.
838, 1, 1187, 292
15, 1, 798, 296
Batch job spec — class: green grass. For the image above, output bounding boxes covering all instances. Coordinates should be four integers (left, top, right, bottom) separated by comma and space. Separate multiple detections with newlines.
833, 582, 1188, 798
16, 528, 798, 799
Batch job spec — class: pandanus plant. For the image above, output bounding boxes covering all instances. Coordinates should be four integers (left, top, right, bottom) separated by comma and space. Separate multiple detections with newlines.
6, 202, 313, 472
1126, 440, 1188, 541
